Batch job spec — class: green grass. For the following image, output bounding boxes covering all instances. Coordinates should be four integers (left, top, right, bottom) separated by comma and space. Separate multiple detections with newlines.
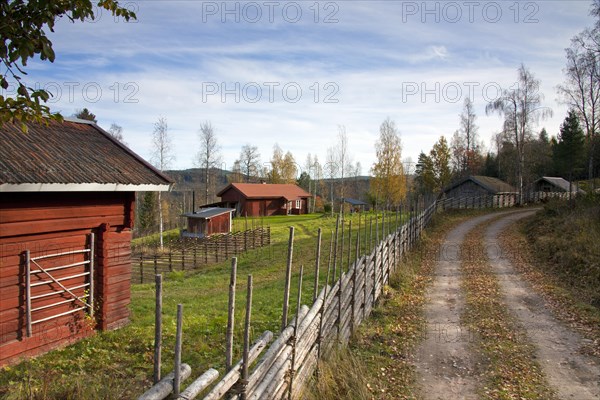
0, 211, 407, 399
522, 194, 600, 308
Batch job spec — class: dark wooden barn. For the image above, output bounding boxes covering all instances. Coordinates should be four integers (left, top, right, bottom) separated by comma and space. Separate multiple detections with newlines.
0, 118, 172, 366
442, 175, 516, 198
181, 207, 235, 238
217, 183, 311, 217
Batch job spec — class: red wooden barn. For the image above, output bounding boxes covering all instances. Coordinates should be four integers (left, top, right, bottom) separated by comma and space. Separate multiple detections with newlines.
217, 183, 311, 217
181, 207, 235, 238
0, 118, 172, 366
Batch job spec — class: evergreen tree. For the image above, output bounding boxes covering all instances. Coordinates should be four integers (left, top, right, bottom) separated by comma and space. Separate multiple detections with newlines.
553, 110, 586, 179
138, 192, 157, 235
430, 136, 452, 192
415, 151, 435, 194
73, 107, 97, 122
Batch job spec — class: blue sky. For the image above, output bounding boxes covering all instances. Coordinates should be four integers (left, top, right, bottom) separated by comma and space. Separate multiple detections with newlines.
9, 0, 595, 174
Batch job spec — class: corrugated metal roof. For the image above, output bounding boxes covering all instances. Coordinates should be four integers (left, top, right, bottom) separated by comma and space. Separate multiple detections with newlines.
217, 183, 311, 201
0, 119, 173, 189
183, 207, 235, 219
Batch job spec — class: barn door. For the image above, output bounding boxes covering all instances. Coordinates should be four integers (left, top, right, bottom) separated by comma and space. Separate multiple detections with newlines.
24, 233, 95, 337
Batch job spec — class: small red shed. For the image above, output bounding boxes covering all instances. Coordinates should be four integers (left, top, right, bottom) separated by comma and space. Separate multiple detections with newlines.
182, 207, 235, 238
217, 183, 311, 217
0, 118, 173, 366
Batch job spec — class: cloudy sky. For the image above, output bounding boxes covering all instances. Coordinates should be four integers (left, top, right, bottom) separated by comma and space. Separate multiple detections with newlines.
10, 0, 595, 174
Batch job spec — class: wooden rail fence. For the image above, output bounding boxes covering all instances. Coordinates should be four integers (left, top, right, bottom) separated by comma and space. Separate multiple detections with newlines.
137, 191, 573, 399
132, 227, 271, 284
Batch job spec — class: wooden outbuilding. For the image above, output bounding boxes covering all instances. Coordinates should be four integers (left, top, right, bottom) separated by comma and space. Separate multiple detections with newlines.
341, 198, 369, 213
181, 207, 235, 238
442, 175, 516, 198
532, 177, 585, 194
217, 183, 311, 217
0, 118, 173, 366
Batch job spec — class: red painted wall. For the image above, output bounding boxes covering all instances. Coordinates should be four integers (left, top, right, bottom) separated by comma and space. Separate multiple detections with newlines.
0, 192, 134, 366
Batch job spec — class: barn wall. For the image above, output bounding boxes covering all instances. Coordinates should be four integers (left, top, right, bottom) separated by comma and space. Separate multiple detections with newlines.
207, 213, 231, 235
0, 192, 134, 366
445, 181, 491, 198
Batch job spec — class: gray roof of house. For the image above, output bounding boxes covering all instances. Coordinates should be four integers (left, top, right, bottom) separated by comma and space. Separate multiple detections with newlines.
444, 175, 516, 194
183, 207, 235, 219
535, 177, 585, 193
342, 198, 368, 206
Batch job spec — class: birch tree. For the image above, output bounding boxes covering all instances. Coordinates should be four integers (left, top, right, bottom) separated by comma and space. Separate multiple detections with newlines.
486, 64, 552, 204
197, 121, 222, 205
236, 144, 261, 182
371, 118, 406, 207
558, 2, 600, 182
335, 125, 351, 204
151, 117, 174, 249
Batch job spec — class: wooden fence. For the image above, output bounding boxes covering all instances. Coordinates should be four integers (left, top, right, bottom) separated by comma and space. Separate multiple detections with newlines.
437, 191, 571, 210
132, 227, 271, 284
136, 191, 572, 400
138, 200, 436, 400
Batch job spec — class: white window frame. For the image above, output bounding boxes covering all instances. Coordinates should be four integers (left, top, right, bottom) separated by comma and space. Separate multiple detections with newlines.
295, 199, 301, 209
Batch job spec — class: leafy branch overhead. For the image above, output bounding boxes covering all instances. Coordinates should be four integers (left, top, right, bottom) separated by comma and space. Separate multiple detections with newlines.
0, 0, 136, 130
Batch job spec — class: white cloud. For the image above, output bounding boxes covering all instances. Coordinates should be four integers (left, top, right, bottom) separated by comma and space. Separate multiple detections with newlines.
15, 0, 593, 175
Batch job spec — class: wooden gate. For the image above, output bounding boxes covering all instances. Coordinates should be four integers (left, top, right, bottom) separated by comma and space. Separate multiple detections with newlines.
25, 233, 95, 337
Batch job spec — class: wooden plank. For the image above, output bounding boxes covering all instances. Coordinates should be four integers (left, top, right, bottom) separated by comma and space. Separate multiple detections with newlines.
2, 215, 126, 238
202, 331, 273, 400
138, 364, 192, 400
177, 368, 219, 400
0, 204, 127, 224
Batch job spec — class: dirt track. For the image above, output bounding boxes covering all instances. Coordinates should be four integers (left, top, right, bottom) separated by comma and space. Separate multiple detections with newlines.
415, 210, 600, 400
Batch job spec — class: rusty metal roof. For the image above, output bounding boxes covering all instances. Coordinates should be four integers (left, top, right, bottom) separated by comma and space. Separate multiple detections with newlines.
0, 119, 173, 192
217, 183, 311, 201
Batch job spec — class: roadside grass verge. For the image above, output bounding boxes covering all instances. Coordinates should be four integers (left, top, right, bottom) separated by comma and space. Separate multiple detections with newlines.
0, 211, 405, 399
501, 195, 600, 357
461, 224, 557, 400
305, 209, 492, 400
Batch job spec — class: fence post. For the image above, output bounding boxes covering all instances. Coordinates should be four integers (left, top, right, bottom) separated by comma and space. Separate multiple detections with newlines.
313, 228, 322, 303
282, 227, 295, 331
347, 220, 352, 275
204, 240, 208, 264
181, 248, 186, 270
288, 266, 303, 400
153, 254, 158, 276
241, 274, 253, 400
174, 304, 183, 396
332, 215, 340, 282
340, 216, 345, 274
140, 253, 144, 284
373, 216, 379, 306
154, 274, 163, 384
226, 258, 237, 372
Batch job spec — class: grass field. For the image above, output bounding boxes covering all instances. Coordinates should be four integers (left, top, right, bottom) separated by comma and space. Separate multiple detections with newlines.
0, 210, 408, 399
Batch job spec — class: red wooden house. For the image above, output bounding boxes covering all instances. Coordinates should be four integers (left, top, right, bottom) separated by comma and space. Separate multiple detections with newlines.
181, 207, 235, 238
217, 183, 311, 217
0, 118, 173, 366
